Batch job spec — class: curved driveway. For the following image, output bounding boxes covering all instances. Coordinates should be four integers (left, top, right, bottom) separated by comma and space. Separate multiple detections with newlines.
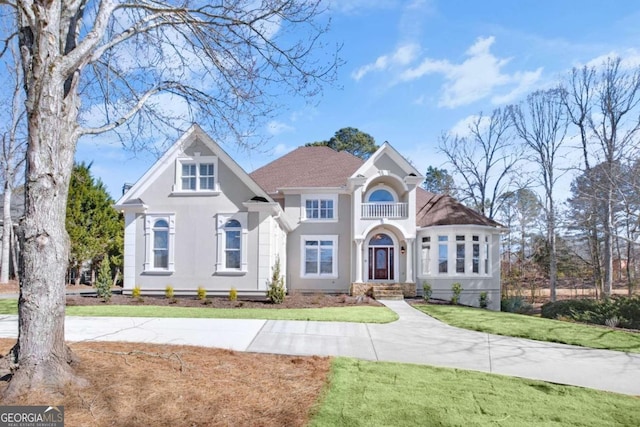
0, 300, 638, 396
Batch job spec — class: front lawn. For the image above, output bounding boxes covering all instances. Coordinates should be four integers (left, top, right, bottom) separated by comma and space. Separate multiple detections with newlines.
310, 358, 640, 426
0, 299, 398, 323
415, 304, 640, 353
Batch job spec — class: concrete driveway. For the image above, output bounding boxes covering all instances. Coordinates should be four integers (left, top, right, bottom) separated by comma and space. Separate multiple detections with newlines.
0, 300, 638, 396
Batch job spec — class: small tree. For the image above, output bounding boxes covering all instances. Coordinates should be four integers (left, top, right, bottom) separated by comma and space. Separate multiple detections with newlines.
94, 257, 112, 302
422, 281, 432, 302
451, 283, 463, 305
267, 256, 286, 304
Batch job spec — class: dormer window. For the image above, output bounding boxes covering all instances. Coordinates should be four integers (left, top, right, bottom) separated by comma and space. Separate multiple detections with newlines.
173, 156, 219, 194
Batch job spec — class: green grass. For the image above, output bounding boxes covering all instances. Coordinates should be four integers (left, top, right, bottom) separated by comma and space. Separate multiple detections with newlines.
0, 298, 397, 323
310, 358, 640, 427
415, 304, 640, 354
64, 304, 397, 323
0, 299, 16, 314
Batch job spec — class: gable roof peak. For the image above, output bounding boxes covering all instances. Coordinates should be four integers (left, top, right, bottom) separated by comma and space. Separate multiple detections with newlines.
115, 125, 272, 206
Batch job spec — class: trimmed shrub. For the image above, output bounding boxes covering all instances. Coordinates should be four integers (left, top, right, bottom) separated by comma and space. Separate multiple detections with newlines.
501, 296, 533, 314
616, 296, 640, 329
165, 285, 174, 299
132, 285, 142, 299
229, 287, 238, 302
479, 291, 488, 309
541, 297, 640, 330
196, 286, 206, 301
451, 282, 463, 305
422, 281, 432, 302
540, 299, 599, 320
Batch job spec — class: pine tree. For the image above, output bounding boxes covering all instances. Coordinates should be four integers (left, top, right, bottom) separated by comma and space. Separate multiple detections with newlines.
95, 257, 112, 302
66, 163, 123, 285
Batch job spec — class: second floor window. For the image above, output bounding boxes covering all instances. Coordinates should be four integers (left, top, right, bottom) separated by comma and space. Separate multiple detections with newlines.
181, 162, 215, 191
302, 194, 338, 221
306, 199, 333, 219
174, 155, 219, 193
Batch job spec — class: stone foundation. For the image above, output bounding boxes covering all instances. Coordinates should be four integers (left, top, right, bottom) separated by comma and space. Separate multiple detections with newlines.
350, 283, 417, 298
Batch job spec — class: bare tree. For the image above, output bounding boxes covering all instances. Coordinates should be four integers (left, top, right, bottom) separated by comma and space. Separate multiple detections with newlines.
0, 41, 26, 284
590, 58, 640, 296
562, 58, 640, 296
561, 66, 602, 289
498, 187, 542, 262
512, 89, 569, 301
0, 0, 339, 398
439, 107, 521, 219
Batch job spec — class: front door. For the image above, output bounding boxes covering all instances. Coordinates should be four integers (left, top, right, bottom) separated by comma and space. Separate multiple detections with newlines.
369, 247, 394, 280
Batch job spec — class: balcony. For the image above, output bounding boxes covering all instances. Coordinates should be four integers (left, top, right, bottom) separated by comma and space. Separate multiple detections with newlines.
361, 202, 407, 219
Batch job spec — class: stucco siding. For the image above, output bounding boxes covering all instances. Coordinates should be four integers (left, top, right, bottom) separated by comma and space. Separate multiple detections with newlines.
130, 156, 266, 295
286, 193, 352, 293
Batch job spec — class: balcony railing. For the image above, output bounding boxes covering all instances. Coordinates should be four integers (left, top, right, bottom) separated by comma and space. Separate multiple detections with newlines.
361, 202, 408, 219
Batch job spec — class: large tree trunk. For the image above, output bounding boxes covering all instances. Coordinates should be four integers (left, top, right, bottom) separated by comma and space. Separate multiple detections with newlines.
1, 184, 12, 283
3, 2, 84, 399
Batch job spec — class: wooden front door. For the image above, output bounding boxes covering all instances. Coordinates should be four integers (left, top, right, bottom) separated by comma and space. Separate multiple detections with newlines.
369, 247, 394, 280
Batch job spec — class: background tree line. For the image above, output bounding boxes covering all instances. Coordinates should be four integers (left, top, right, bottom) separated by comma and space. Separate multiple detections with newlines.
428, 57, 640, 301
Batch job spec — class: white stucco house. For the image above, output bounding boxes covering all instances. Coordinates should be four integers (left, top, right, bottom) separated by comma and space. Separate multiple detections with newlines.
115, 124, 505, 310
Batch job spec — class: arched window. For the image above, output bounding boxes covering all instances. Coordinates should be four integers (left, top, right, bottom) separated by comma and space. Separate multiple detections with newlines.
368, 189, 394, 203
152, 219, 169, 269
216, 213, 248, 274
369, 233, 394, 246
144, 214, 175, 273
224, 219, 242, 269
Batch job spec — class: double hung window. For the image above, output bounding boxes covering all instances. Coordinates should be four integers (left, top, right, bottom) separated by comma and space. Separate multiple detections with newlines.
302, 236, 338, 277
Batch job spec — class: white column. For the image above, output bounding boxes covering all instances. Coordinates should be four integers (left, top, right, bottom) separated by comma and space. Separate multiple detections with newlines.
123, 212, 137, 290
355, 238, 364, 283
405, 237, 415, 283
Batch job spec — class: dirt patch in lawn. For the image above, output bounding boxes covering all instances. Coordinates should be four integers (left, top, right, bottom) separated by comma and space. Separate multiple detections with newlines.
0, 338, 331, 427
66, 291, 382, 309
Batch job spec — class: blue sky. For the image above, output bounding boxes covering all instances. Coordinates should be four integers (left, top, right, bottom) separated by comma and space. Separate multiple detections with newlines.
75, 0, 640, 200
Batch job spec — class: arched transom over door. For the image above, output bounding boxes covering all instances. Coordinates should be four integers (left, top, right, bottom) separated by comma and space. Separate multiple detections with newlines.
368, 233, 394, 281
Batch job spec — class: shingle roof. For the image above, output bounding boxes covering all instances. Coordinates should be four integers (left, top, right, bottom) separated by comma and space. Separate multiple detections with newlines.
416, 187, 502, 228
249, 146, 499, 228
249, 146, 364, 194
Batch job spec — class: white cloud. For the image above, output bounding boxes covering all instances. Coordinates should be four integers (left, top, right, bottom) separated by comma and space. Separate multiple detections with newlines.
491, 68, 544, 105
448, 114, 490, 138
400, 36, 543, 108
266, 120, 294, 136
584, 48, 640, 70
351, 43, 420, 81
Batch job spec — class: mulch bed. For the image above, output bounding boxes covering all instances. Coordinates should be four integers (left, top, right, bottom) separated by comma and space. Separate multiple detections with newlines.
66, 291, 383, 309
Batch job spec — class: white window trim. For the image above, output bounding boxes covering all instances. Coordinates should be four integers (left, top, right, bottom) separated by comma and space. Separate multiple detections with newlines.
172, 154, 220, 195
421, 237, 431, 276
300, 235, 338, 279
216, 213, 248, 275
301, 194, 338, 222
144, 214, 175, 274
420, 232, 491, 278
